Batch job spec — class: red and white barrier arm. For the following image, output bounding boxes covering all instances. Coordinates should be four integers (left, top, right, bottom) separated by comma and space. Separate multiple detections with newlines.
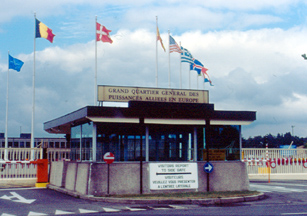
0, 161, 35, 164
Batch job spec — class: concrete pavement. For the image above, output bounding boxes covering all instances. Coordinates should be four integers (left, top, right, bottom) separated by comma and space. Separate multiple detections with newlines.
47, 184, 265, 205
0, 178, 36, 189
249, 173, 307, 180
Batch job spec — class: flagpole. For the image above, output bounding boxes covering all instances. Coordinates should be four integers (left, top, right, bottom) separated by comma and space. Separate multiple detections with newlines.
155, 16, 158, 87
168, 30, 170, 88
5, 51, 10, 160
197, 75, 199, 89
203, 77, 205, 89
189, 70, 191, 89
95, 16, 97, 106
93, 17, 98, 162
179, 42, 182, 89
31, 13, 36, 160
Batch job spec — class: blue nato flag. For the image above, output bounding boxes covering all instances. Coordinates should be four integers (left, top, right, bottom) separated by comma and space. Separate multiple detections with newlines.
9, 54, 24, 72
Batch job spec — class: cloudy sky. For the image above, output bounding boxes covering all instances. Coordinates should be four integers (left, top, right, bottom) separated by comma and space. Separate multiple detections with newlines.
1, 0, 307, 139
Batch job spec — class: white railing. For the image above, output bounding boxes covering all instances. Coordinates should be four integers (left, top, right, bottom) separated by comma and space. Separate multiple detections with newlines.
0, 148, 43, 161
0, 148, 72, 162
242, 148, 307, 174
0, 163, 37, 179
0, 147, 71, 180
47, 148, 71, 161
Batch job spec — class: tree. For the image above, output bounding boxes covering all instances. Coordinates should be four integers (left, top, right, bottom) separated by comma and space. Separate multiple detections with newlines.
242, 133, 306, 148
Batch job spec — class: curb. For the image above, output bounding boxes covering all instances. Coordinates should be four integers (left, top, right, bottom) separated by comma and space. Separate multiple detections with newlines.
47, 184, 265, 205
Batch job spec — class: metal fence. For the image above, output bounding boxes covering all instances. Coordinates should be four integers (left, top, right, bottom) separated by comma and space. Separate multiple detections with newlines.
47, 148, 71, 161
242, 148, 307, 174
2, 147, 307, 179
0, 148, 71, 180
0, 163, 37, 179
0, 148, 43, 161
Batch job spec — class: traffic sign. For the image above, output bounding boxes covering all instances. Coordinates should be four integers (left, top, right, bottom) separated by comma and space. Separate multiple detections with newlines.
303, 161, 307, 169
270, 161, 276, 168
103, 152, 115, 164
204, 162, 214, 173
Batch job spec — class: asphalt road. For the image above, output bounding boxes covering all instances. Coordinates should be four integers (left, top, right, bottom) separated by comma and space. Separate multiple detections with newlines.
1, 180, 307, 216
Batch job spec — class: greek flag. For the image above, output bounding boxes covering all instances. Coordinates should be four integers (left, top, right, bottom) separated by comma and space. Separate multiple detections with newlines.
180, 46, 193, 63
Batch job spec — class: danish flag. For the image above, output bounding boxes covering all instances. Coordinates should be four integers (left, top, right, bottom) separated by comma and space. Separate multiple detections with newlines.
96, 22, 113, 43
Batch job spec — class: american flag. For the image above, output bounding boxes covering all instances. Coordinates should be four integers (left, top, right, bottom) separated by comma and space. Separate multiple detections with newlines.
169, 35, 182, 53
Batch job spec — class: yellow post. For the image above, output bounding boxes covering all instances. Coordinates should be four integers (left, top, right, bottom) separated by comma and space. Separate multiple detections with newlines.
268, 161, 271, 183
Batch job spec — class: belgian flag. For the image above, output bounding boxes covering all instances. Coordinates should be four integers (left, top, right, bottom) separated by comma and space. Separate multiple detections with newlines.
35, 19, 55, 43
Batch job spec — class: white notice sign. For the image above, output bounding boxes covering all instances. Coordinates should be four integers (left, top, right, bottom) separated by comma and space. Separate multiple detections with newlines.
149, 163, 198, 190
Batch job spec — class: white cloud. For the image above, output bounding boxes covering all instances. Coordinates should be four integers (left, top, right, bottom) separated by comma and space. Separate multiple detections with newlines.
2, 25, 307, 137
2, 1, 307, 139
194, 0, 302, 11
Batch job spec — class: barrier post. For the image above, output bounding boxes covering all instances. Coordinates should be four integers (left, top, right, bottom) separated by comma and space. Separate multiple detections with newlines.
265, 142, 270, 183
35, 159, 49, 188
268, 160, 271, 183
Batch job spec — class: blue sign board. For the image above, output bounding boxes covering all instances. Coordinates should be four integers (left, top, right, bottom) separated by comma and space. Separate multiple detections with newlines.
204, 162, 214, 173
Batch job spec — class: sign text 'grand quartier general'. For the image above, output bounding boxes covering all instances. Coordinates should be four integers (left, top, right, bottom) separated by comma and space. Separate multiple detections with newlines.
98, 86, 209, 104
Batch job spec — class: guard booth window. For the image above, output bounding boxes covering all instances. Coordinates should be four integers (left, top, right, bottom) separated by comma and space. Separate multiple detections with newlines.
71, 123, 93, 161
96, 124, 193, 162
203, 125, 240, 161
148, 125, 193, 162
70, 123, 241, 162
97, 133, 145, 162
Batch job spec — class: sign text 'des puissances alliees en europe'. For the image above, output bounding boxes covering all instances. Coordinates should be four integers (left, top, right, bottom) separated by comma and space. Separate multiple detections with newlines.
98, 86, 209, 104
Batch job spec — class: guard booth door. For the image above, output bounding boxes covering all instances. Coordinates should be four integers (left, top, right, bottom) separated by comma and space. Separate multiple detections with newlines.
149, 125, 194, 162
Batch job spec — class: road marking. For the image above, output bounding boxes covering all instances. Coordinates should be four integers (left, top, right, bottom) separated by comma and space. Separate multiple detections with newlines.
102, 207, 120, 212
126, 207, 147, 211
0, 188, 44, 191
1, 213, 16, 216
55, 210, 75, 215
254, 190, 271, 193
250, 183, 307, 193
169, 205, 187, 209
268, 182, 307, 187
150, 206, 171, 210
27, 212, 47, 216
0, 192, 36, 204
282, 213, 307, 215
79, 209, 99, 214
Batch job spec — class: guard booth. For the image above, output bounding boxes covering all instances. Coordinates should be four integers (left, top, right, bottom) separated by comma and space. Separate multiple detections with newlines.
45, 86, 256, 195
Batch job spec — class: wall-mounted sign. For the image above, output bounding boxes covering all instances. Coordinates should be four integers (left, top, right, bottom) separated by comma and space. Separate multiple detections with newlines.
103, 152, 115, 164
204, 162, 214, 173
203, 149, 226, 161
98, 85, 209, 104
149, 163, 198, 190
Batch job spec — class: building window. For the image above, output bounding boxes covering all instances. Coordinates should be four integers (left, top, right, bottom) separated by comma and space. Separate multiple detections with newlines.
203, 125, 240, 161
96, 124, 193, 162
68, 122, 241, 162
70, 123, 93, 161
